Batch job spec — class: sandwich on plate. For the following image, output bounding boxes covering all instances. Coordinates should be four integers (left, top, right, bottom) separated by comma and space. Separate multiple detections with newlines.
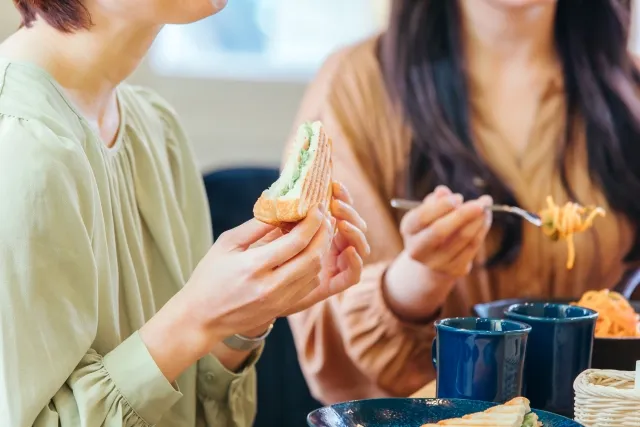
253, 121, 332, 232
421, 397, 542, 427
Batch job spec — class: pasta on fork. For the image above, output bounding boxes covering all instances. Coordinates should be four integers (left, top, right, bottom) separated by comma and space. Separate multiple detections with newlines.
538, 196, 605, 269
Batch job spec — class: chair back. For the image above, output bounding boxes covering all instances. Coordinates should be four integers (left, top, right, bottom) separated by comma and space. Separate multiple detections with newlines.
203, 168, 322, 427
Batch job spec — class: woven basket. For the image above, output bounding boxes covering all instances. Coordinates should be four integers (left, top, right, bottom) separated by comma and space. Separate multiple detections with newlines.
574, 369, 640, 426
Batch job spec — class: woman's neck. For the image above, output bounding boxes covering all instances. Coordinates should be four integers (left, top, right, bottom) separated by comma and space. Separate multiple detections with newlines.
459, 0, 557, 78
0, 15, 160, 127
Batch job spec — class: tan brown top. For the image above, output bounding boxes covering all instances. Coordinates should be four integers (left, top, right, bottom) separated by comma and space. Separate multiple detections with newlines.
286, 37, 634, 404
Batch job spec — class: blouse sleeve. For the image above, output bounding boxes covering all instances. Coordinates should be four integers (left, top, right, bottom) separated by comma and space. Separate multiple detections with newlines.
138, 87, 261, 426
0, 115, 183, 426
286, 46, 437, 402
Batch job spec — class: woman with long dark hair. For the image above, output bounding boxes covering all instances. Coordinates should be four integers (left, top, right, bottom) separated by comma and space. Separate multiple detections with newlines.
288, 0, 640, 403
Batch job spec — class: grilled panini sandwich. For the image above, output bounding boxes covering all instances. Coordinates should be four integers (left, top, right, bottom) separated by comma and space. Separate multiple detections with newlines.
253, 121, 332, 231
421, 397, 542, 427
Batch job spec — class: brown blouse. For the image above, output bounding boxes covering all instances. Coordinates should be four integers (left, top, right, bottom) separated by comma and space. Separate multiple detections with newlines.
286, 37, 634, 404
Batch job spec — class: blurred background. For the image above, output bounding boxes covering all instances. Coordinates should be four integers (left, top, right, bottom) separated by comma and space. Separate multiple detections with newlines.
2, 1, 640, 426
1, 0, 639, 175
0, 0, 389, 174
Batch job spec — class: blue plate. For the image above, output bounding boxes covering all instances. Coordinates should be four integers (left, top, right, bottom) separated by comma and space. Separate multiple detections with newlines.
307, 398, 584, 427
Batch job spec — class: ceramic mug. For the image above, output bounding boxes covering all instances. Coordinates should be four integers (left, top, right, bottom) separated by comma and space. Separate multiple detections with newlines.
504, 303, 597, 417
433, 317, 531, 403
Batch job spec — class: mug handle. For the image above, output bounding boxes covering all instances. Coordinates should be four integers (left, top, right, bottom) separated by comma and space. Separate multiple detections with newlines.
431, 338, 437, 369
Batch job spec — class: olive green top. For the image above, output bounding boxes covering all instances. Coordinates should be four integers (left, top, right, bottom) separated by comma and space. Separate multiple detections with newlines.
0, 59, 259, 427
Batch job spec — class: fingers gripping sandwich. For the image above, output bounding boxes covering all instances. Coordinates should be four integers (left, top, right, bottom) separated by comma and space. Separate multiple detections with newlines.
421, 397, 542, 427
253, 121, 332, 231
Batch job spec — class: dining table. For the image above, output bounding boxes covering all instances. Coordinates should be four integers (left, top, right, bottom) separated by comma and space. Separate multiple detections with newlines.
410, 380, 437, 398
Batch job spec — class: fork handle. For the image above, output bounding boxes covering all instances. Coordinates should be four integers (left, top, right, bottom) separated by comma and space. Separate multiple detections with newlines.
391, 198, 498, 211
489, 205, 513, 213
390, 199, 421, 210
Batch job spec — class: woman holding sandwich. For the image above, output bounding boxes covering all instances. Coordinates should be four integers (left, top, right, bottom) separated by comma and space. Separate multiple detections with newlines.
0, 1, 368, 426
288, 0, 640, 403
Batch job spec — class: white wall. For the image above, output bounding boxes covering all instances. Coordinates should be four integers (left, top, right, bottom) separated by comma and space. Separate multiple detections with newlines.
128, 70, 306, 173
0, 4, 306, 174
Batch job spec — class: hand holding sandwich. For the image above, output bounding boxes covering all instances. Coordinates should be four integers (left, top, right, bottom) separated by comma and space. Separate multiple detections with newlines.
253, 121, 370, 315
279, 180, 370, 315
140, 121, 368, 383
140, 204, 334, 382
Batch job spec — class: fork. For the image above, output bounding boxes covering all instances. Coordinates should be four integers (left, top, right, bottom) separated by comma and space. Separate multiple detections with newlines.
390, 198, 543, 227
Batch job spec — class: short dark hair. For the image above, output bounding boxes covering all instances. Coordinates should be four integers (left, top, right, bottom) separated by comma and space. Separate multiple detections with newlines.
13, 0, 92, 33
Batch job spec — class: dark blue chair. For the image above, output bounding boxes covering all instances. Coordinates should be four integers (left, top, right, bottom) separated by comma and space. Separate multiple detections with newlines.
203, 167, 322, 427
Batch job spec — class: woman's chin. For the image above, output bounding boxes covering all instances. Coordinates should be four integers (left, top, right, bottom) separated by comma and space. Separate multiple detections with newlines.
161, 0, 228, 25
480, 0, 556, 9
487, 0, 557, 6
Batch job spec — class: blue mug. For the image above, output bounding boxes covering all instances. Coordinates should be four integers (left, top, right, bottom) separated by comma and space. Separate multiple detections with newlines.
504, 303, 597, 417
433, 317, 531, 403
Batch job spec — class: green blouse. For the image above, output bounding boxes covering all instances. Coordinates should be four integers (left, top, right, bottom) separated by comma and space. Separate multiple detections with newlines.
0, 59, 259, 427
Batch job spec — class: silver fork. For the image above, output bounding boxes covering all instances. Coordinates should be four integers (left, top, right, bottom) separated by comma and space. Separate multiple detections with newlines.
390, 198, 543, 227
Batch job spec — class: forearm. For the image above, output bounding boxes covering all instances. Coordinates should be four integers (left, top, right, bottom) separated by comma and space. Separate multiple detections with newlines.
140, 292, 209, 383
141, 288, 273, 379
288, 261, 442, 402
383, 251, 457, 322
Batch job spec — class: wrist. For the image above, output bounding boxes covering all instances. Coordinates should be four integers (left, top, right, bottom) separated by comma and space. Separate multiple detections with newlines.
140, 292, 217, 383
211, 322, 274, 373
239, 321, 275, 339
383, 252, 456, 322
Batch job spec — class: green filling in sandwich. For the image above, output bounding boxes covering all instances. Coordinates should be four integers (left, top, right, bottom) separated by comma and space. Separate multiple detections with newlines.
280, 122, 314, 196
522, 412, 540, 427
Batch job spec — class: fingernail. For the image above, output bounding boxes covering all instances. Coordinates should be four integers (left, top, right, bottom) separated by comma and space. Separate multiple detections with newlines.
485, 213, 492, 226
480, 195, 493, 206
318, 203, 327, 213
449, 194, 463, 207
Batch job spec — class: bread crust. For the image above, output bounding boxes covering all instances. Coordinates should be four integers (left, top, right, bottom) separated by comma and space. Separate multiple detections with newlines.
253, 196, 297, 233
420, 397, 530, 427
253, 193, 278, 224
253, 126, 333, 231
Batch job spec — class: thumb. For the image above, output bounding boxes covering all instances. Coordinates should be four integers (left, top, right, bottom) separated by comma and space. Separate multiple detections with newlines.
217, 219, 277, 251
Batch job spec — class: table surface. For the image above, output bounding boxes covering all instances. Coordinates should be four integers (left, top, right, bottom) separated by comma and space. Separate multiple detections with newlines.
410, 380, 437, 398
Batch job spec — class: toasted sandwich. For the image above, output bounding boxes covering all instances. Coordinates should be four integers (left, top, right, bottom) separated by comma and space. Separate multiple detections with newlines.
421, 397, 542, 427
253, 121, 332, 231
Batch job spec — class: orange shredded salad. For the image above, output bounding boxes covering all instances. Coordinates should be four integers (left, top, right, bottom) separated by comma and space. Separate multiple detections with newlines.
538, 196, 605, 269
572, 289, 640, 338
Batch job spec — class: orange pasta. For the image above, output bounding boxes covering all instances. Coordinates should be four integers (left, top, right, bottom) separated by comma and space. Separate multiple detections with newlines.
538, 196, 605, 269
572, 290, 640, 338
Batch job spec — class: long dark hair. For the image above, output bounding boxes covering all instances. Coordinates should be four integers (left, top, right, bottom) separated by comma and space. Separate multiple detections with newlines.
380, 0, 640, 266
